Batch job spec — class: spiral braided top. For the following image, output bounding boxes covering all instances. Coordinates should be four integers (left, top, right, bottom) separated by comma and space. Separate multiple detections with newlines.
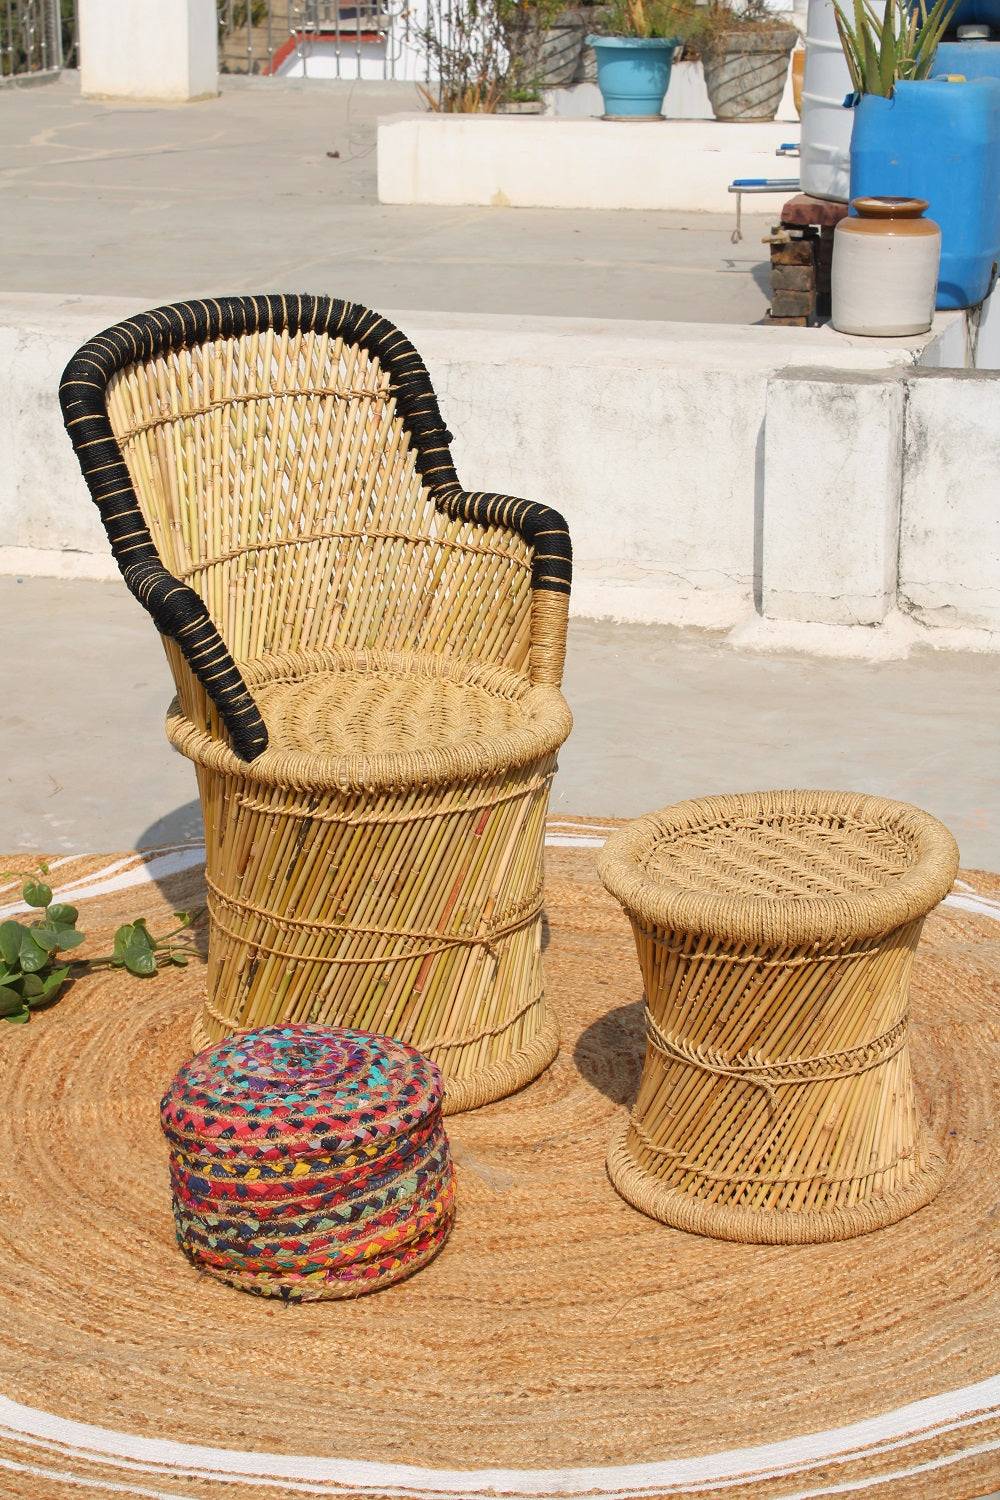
161, 1024, 455, 1299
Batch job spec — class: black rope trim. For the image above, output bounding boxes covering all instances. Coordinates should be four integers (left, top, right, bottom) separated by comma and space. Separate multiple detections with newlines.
59, 294, 573, 762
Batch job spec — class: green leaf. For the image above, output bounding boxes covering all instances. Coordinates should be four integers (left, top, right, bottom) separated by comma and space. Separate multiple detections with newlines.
0, 922, 22, 968
18, 929, 49, 973
169, 952, 189, 967
33, 924, 85, 953
28, 924, 59, 953
46, 903, 79, 927
20, 974, 44, 997
879, 0, 896, 95
124, 947, 157, 978
118, 921, 157, 977
112, 925, 132, 966
29, 966, 70, 1007
22, 881, 52, 909
0, 985, 25, 1017
0, 967, 16, 988
4, 1007, 30, 1025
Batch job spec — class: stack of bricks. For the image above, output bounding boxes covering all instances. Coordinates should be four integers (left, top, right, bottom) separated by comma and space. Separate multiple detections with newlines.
766, 194, 849, 328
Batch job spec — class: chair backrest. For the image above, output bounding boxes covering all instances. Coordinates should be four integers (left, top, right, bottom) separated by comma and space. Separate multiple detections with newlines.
61, 297, 571, 761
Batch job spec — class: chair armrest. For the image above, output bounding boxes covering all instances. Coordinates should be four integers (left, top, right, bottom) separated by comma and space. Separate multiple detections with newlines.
122, 560, 268, 762
432, 483, 572, 687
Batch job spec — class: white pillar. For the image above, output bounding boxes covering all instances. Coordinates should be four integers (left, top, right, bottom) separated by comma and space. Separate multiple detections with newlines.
760, 369, 905, 626
79, 0, 219, 103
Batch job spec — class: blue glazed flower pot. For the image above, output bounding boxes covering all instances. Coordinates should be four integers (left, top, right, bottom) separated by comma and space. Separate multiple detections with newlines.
587, 34, 680, 119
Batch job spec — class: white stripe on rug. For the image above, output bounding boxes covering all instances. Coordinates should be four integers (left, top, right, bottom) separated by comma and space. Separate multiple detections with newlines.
0, 1379, 995, 1498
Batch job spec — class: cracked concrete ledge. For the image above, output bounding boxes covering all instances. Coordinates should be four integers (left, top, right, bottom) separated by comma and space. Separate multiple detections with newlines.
727, 610, 1000, 661
2, 296, 998, 656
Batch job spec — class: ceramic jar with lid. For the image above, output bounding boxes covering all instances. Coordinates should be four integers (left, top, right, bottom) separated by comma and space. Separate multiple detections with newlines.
831, 197, 941, 336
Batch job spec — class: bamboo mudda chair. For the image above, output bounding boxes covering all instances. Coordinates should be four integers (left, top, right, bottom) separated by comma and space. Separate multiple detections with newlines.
60, 295, 572, 1112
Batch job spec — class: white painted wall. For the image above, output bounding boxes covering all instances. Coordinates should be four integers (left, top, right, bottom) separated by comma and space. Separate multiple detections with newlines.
1, 295, 996, 656
79, 0, 219, 102
899, 369, 1000, 636
761, 370, 905, 627
378, 114, 796, 212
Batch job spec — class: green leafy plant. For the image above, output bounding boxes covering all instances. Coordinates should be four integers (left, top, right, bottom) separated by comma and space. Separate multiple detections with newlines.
832, 0, 959, 97
0, 865, 198, 1025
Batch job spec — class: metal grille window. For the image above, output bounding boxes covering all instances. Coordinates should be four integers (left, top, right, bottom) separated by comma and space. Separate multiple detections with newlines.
0, 0, 65, 81
218, 0, 403, 78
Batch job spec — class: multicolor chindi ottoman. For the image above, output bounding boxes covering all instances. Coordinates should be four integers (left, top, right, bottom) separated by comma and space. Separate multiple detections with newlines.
160, 1025, 455, 1299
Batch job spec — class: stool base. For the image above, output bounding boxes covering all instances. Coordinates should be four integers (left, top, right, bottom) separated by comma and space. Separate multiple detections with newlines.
606, 1117, 948, 1245
191, 1006, 560, 1116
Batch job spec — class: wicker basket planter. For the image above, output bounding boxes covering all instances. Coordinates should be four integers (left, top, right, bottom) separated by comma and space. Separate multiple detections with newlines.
59, 295, 573, 1113
599, 790, 959, 1244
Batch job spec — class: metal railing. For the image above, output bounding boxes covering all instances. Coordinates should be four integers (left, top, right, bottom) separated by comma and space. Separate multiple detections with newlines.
0, 0, 65, 81
218, 0, 401, 77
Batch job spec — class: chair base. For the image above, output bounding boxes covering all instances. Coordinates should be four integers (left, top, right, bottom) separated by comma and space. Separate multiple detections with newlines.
191, 1005, 560, 1115
606, 1116, 948, 1245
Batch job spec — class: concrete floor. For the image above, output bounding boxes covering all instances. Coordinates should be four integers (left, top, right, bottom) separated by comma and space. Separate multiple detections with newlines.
0, 73, 775, 322
2, 575, 997, 868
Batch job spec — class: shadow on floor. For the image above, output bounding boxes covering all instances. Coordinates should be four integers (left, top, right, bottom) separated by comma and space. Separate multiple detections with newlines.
573, 999, 644, 1108
134, 806, 209, 960
137, 801, 204, 849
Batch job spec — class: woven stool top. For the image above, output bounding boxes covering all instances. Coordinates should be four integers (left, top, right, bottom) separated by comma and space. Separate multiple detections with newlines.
166, 646, 572, 793
599, 790, 959, 948
160, 1024, 444, 1157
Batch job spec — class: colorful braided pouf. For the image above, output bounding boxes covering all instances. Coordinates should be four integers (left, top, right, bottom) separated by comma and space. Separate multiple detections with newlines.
160, 1025, 455, 1300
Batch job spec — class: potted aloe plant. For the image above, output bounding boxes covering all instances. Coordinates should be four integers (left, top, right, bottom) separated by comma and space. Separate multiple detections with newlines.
587, 0, 684, 118
833, 0, 1000, 308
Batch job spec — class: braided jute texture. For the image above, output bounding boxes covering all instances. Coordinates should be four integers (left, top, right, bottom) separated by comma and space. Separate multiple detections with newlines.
167, 647, 571, 1112
599, 792, 960, 1243
161, 1025, 455, 1300
0, 836, 997, 1498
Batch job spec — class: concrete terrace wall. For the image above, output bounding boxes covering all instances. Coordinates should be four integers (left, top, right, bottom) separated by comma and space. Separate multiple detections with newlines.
0, 295, 997, 655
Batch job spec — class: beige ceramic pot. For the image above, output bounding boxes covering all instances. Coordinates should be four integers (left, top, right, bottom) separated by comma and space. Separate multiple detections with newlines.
831, 196, 941, 336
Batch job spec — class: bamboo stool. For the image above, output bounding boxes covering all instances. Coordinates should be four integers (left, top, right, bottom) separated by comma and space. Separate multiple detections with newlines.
59, 296, 573, 1113
598, 791, 959, 1244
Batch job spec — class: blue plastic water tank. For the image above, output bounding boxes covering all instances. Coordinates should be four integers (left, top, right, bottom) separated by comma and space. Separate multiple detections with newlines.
946, 0, 1000, 27
850, 76, 1000, 307
937, 38, 1000, 79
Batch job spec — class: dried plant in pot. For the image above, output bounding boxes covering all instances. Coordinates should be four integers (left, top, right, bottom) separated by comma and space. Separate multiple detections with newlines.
688, 0, 799, 121
507, 0, 590, 89
587, 0, 686, 119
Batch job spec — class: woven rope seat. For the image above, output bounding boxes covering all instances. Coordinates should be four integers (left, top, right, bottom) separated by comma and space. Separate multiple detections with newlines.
59, 295, 573, 1113
160, 1024, 455, 1300
599, 790, 960, 1244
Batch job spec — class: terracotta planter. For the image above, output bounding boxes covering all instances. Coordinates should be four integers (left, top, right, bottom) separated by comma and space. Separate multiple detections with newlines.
702, 27, 798, 121
832, 196, 941, 337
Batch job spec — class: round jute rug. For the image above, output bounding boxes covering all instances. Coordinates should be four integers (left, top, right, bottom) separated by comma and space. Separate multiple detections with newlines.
0, 822, 997, 1500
